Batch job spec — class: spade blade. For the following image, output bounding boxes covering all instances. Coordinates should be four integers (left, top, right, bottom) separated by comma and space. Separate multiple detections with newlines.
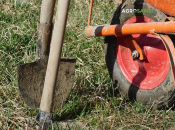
17, 57, 76, 110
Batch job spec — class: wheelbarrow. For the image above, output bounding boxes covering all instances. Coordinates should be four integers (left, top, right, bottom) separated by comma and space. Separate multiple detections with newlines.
85, 0, 175, 108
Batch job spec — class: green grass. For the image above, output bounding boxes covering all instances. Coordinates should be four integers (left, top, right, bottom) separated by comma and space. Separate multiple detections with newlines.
1, 0, 175, 129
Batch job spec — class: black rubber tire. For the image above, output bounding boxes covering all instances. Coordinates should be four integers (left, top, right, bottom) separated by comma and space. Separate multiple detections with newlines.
105, 0, 175, 108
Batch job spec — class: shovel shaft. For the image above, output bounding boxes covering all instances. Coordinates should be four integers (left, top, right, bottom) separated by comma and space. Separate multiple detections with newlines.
40, 0, 71, 113
37, 0, 56, 60
37, 22, 53, 60
40, 0, 56, 24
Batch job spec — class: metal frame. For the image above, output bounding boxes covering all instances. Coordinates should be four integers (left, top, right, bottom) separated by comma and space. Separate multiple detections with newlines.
85, 0, 175, 37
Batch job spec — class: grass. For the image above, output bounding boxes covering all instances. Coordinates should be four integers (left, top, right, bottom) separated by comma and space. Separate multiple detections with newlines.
1, 0, 175, 129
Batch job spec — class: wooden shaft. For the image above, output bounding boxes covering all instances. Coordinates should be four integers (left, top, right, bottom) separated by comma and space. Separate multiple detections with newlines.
40, 0, 71, 113
37, 0, 56, 61
40, 0, 56, 23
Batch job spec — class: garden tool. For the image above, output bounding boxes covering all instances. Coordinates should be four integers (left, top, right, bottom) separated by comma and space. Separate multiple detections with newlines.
17, 0, 75, 112
36, 0, 72, 125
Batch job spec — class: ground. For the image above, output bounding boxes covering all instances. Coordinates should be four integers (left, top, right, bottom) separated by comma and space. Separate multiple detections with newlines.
1, 0, 175, 129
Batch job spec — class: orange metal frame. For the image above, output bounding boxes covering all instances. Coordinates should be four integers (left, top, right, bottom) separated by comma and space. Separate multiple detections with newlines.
87, 0, 93, 27
85, 0, 175, 37
145, 0, 175, 17
85, 21, 175, 37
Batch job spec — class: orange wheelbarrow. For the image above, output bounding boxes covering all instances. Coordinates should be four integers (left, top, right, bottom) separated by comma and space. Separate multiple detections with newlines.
85, 0, 175, 108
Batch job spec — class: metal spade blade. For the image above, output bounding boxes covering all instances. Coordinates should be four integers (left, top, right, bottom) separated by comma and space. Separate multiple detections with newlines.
17, 57, 76, 110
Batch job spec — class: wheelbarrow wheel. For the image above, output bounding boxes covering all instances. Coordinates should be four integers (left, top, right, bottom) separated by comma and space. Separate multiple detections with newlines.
105, 0, 175, 108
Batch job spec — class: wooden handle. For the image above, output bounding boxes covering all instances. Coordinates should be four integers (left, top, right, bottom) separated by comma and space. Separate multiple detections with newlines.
36, 0, 56, 60
40, 0, 56, 24
40, 0, 71, 113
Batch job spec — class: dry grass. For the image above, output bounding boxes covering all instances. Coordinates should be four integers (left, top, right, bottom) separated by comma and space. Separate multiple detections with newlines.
1, 0, 175, 129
